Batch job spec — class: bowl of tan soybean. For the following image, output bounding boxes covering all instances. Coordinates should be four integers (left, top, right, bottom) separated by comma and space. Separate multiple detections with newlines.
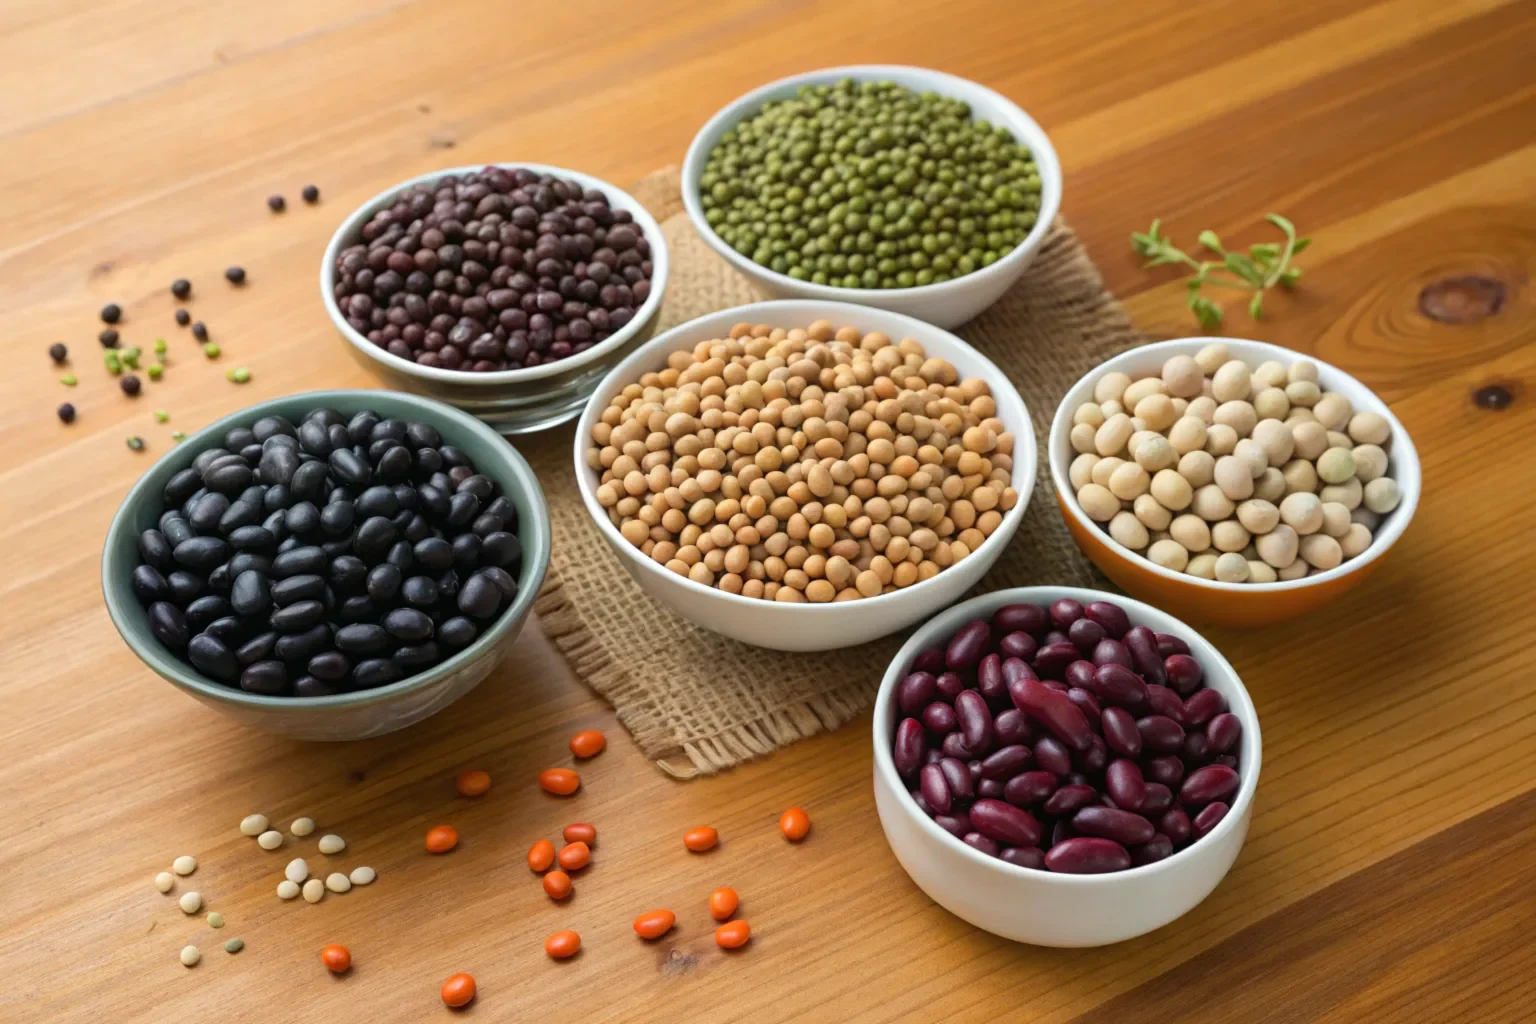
574, 300, 1035, 651
1048, 338, 1419, 627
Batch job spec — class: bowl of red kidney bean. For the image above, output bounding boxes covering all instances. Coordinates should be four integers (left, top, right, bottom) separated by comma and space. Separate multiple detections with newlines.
872, 586, 1261, 946
322, 164, 669, 436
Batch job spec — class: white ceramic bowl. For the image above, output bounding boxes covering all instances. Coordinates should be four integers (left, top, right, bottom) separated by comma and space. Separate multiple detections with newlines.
321, 163, 669, 435
873, 586, 1262, 946
573, 299, 1036, 651
682, 66, 1063, 330
1047, 339, 1421, 627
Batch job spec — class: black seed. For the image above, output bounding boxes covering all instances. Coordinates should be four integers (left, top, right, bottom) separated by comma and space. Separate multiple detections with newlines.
225, 266, 246, 285
192, 322, 209, 341
100, 303, 122, 324
267, 195, 286, 213
120, 375, 141, 397
175, 309, 191, 326
171, 279, 192, 299
49, 342, 68, 363
99, 328, 120, 347
302, 185, 320, 203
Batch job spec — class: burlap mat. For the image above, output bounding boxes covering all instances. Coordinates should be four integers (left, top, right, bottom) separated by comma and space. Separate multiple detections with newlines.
527, 167, 1140, 778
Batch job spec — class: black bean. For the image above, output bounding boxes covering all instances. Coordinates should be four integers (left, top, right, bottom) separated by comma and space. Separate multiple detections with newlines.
219, 501, 263, 534
456, 474, 493, 500
436, 569, 460, 601
132, 564, 171, 605
167, 571, 204, 604
188, 633, 239, 681
457, 572, 501, 620
188, 492, 230, 532
206, 561, 232, 593
226, 427, 257, 451
478, 566, 518, 600
415, 447, 443, 474
405, 421, 441, 448
382, 607, 433, 641
326, 485, 354, 506
231, 570, 270, 616
480, 531, 520, 569
335, 623, 390, 655
186, 595, 232, 629
320, 501, 356, 536
438, 616, 477, 648
483, 496, 516, 528
360, 564, 399, 602
365, 438, 398, 464
375, 445, 412, 482
401, 575, 438, 607
345, 411, 378, 445
329, 448, 370, 486
270, 574, 325, 606
352, 658, 401, 689
413, 537, 453, 572
306, 650, 351, 681
236, 631, 278, 666
240, 661, 288, 695
285, 501, 320, 535
471, 513, 504, 538
370, 418, 408, 444
356, 485, 398, 518
446, 491, 479, 528
171, 278, 191, 299
323, 537, 355, 559
263, 485, 292, 512
297, 419, 332, 457
250, 415, 294, 443
267, 194, 286, 213
227, 552, 272, 577
439, 445, 469, 468
161, 516, 195, 548
385, 540, 414, 571
327, 423, 351, 452
338, 595, 375, 623
205, 463, 254, 496
192, 447, 231, 474
260, 510, 289, 544
226, 525, 273, 552
354, 516, 396, 560
274, 624, 331, 661
401, 513, 431, 543
393, 642, 440, 673
450, 533, 481, 570
164, 469, 203, 507
258, 444, 300, 487
290, 460, 330, 503
328, 555, 367, 593
173, 536, 230, 572
203, 616, 247, 645
293, 676, 338, 698
272, 545, 327, 577
138, 529, 174, 572
149, 601, 190, 649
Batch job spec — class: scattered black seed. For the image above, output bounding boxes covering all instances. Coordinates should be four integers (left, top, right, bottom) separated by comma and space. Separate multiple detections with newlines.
99, 328, 120, 348
225, 266, 246, 285
127, 436, 146, 451
192, 322, 209, 341
100, 303, 122, 324
1474, 384, 1514, 410
302, 185, 320, 203
49, 343, 67, 363
121, 374, 142, 396
175, 309, 191, 326
171, 279, 191, 299
267, 194, 286, 212
57, 403, 76, 423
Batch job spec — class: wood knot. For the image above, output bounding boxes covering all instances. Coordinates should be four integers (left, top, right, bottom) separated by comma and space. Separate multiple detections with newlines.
1473, 384, 1514, 410
1419, 276, 1506, 323
429, 135, 456, 150
659, 948, 697, 976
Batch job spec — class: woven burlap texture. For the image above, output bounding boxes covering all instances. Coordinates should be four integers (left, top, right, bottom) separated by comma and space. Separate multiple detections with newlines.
528, 167, 1139, 778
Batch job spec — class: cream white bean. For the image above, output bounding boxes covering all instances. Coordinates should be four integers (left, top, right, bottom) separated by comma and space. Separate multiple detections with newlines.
180, 945, 200, 968
257, 830, 283, 851
325, 872, 352, 894
317, 834, 346, 855
285, 858, 309, 884
290, 817, 316, 837
155, 872, 175, 893
349, 866, 376, 886
172, 856, 197, 876
179, 891, 202, 914
278, 880, 301, 900
239, 814, 268, 837
302, 879, 325, 903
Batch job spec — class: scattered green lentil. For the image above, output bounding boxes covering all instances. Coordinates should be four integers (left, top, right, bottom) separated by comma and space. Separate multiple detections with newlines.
224, 938, 244, 954
104, 350, 122, 375
207, 912, 225, 929
126, 436, 146, 451
698, 78, 1044, 289
60, 373, 78, 386
202, 342, 221, 359
154, 337, 168, 355
171, 430, 187, 442
154, 408, 169, 422
122, 346, 142, 369
227, 366, 251, 384
147, 363, 164, 380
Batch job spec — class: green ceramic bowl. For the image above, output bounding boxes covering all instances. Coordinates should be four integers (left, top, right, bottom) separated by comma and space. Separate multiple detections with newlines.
102, 390, 551, 741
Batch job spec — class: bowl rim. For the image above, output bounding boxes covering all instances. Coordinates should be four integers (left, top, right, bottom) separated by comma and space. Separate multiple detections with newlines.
681, 64, 1063, 302
319, 162, 670, 387
101, 389, 552, 712
572, 298, 1037, 614
1048, 337, 1421, 594
872, 585, 1262, 884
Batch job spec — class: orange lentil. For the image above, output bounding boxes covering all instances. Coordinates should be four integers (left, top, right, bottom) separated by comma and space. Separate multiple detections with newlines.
455, 769, 491, 797
633, 909, 675, 940
440, 972, 476, 1008
562, 822, 596, 846
709, 886, 739, 921
568, 729, 607, 759
715, 920, 751, 949
779, 806, 811, 841
544, 929, 581, 959
542, 869, 572, 900
425, 824, 458, 854
527, 839, 555, 872
538, 768, 581, 796
683, 826, 719, 852
556, 841, 590, 871
320, 944, 351, 973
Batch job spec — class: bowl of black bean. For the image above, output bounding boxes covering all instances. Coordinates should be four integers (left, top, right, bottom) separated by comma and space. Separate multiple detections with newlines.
322, 164, 669, 436
102, 390, 551, 741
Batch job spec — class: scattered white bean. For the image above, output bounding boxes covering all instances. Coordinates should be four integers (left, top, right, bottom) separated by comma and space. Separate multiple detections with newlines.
302, 879, 325, 903
349, 866, 376, 886
257, 830, 284, 851
290, 817, 316, 837
179, 891, 202, 914
172, 856, 197, 876
180, 945, 201, 968
155, 872, 175, 893
325, 872, 352, 894
285, 858, 309, 884
317, 834, 346, 855
206, 912, 224, 929
277, 880, 301, 900
239, 814, 268, 837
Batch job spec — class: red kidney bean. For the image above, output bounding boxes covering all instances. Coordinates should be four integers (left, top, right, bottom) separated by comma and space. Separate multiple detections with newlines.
1145, 755, 1185, 787
1032, 735, 1073, 775
911, 788, 931, 815
1092, 663, 1149, 712
913, 648, 946, 674
1033, 642, 1080, 679
998, 631, 1038, 660
1042, 681, 1070, 693
1158, 806, 1191, 844
1067, 617, 1107, 652
919, 763, 951, 814
1106, 759, 1146, 811
1137, 714, 1185, 754
1140, 782, 1173, 815
1004, 771, 1057, 807
1100, 706, 1142, 758
1145, 684, 1185, 724
1123, 626, 1167, 686
934, 671, 966, 701
924, 748, 944, 766
1154, 632, 1191, 657
1084, 601, 1131, 639
980, 744, 1032, 780
1132, 833, 1174, 866
1065, 660, 1098, 691
993, 603, 1048, 637
1066, 687, 1101, 729
1092, 639, 1134, 669
941, 732, 974, 759
1010, 677, 1093, 750
969, 799, 1043, 847
1045, 837, 1131, 874
921, 701, 957, 734
1043, 784, 1098, 816
1164, 654, 1204, 696
1182, 687, 1226, 726
954, 690, 993, 752
898, 672, 937, 716
977, 778, 1004, 798
1192, 801, 1229, 839
894, 718, 926, 777
1050, 818, 1077, 847
946, 620, 991, 671
939, 757, 974, 801
993, 708, 1032, 746
1049, 598, 1084, 629
1001, 657, 1036, 687
1182, 731, 1210, 764
1075, 733, 1108, 774
1043, 630, 1071, 647
1181, 764, 1239, 805
963, 832, 1001, 856
1214, 754, 1238, 769
977, 654, 1007, 707
999, 846, 1045, 869
933, 811, 971, 837
1206, 713, 1241, 753
1073, 806, 1156, 845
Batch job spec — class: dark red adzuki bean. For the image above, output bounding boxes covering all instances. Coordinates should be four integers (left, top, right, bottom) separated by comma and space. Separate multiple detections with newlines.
998, 631, 1038, 660
934, 671, 966, 701
1155, 632, 1191, 658
1031, 735, 1073, 776
1045, 837, 1130, 874
1146, 683, 1186, 724
1050, 818, 1077, 848
1092, 638, 1134, 668
977, 778, 1005, 799
1084, 601, 1131, 639
1132, 833, 1174, 866
1042, 784, 1098, 817
1182, 687, 1227, 726
1042, 629, 1071, 648
1192, 801, 1229, 839
1001, 657, 1035, 686
933, 812, 970, 838
1032, 642, 1080, 679
969, 799, 1042, 847
941, 732, 975, 760
1067, 617, 1107, 651
1164, 654, 1204, 696
1065, 660, 1098, 691
1049, 598, 1084, 629
1181, 765, 1240, 806
1066, 687, 1101, 729
979, 744, 1032, 780
1093, 663, 1149, 712
977, 654, 1007, 706
945, 620, 991, 671
1004, 771, 1057, 807
992, 603, 1048, 637
913, 648, 946, 674
1206, 713, 1242, 753
898, 671, 937, 716
1145, 755, 1185, 787
1137, 715, 1186, 754
921, 701, 957, 734
1140, 782, 1174, 815
1075, 733, 1108, 774
993, 708, 1032, 746
1158, 807, 1192, 844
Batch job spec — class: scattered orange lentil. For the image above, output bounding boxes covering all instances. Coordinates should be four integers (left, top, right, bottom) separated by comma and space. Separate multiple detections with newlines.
538, 768, 581, 796
569, 729, 606, 759
779, 806, 811, 841
455, 769, 492, 797
715, 920, 751, 949
544, 929, 581, 959
557, 841, 590, 871
709, 887, 740, 921
542, 869, 572, 900
683, 826, 719, 852
425, 824, 459, 854
562, 822, 596, 846
633, 909, 676, 940
320, 944, 352, 973
441, 972, 477, 1008
527, 839, 555, 872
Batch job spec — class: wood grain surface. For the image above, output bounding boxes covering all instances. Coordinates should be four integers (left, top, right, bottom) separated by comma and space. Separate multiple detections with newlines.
2, 1, 1534, 1021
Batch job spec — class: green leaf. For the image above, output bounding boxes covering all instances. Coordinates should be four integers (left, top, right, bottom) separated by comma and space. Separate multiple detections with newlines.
1248, 292, 1265, 319
1197, 229, 1224, 253
1190, 295, 1223, 329
1186, 277, 1204, 292
1280, 266, 1302, 288
1291, 237, 1311, 255
1265, 213, 1297, 239
1222, 251, 1265, 286
1249, 242, 1281, 263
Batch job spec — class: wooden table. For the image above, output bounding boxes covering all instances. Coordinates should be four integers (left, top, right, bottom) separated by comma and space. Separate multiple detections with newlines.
3, 1, 1533, 1020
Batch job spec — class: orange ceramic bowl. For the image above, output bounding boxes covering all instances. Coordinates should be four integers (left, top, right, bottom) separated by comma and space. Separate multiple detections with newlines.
1048, 339, 1419, 627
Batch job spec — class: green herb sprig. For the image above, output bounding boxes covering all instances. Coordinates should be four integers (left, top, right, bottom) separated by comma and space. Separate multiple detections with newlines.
1132, 214, 1309, 329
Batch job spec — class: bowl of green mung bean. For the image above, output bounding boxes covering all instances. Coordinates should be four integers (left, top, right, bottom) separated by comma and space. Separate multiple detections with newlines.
683, 66, 1062, 330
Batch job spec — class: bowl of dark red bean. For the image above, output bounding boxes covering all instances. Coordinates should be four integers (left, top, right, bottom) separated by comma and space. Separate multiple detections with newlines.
872, 586, 1261, 946
102, 390, 551, 741
322, 164, 669, 436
